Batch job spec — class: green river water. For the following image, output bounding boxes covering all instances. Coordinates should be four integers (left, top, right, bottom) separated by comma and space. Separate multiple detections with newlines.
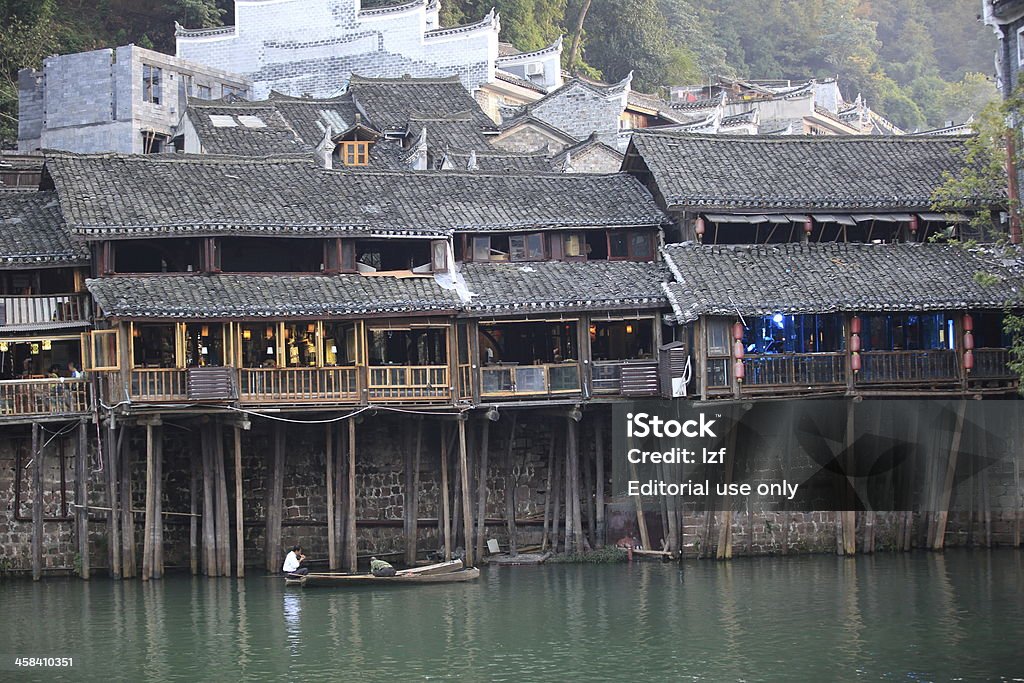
1, 549, 1021, 682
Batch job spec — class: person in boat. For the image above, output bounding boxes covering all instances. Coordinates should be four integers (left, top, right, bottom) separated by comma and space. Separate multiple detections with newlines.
370, 556, 396, 577
282, 544, 308, 576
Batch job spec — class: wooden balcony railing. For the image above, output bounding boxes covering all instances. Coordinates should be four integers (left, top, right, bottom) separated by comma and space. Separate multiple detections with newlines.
857, 349, 959, 385
0, 378, 90, 418
744, 352, 847, 388
457, 364, 473, 401
240, 367, 359, 404
971, 348, 1016, 379
0, 294, 90, 328
480, 362, 581, 398
368, 365, 450, 401
129, 368, 188, 402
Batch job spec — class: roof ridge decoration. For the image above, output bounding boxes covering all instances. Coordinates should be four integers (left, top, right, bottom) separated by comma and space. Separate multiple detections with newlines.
423, 7, 499, 38
174, 21, 235, 39
495, 34, 563, 64
357, 0, 427, 17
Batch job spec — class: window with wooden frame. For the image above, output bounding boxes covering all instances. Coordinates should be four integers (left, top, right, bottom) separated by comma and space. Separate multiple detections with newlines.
340, 141, 370, 166
551, 233, 586, 261
431, 240, 449, 273
509, 233, 545, 261
86, 329, 120, 371
704, 319, 730, 388
607, 230, 654, 261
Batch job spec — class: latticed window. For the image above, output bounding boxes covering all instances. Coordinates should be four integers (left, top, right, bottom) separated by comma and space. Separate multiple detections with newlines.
340, 141, 369, 166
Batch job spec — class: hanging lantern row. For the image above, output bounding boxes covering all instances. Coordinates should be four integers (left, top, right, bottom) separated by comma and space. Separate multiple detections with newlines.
850, 315, 862, 374
733, 321, 745, 382
963, 313, 974, 373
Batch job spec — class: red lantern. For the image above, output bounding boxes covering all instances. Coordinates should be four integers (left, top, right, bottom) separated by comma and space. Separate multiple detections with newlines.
850, 316, 862, 335
694, 216, 706, 241
963, 331, 974, 351
734, 359, 745, 381
962, 313, 973, 332
733, 340, 745, 359
963, 349, 974, 372
849, 334, 861, 353
909, 215, 919, 235
851, 352, 861, 373
803, 218, 813, 236
732, 322, 745, 341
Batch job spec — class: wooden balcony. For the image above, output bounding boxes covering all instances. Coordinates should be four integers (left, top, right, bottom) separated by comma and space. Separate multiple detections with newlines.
130, 368, 187, 402
971, 348, 1015, 379
240, 367, 359, 404
0, 378, 90, 419
0, 294, 90, 329
857, 349, 959, 385
592, 360, 660, 396
367, 365, 450, 402
744, 352, 847, 390
480, 362, 580, 399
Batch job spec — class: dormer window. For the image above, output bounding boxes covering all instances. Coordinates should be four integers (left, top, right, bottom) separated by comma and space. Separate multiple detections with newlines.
341, 141, 369, 166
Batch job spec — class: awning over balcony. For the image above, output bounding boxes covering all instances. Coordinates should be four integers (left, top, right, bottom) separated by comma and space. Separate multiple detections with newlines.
661, 242, 1024, 323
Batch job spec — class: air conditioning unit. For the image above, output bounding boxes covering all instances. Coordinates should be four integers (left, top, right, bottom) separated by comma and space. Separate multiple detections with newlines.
524, 62, 544, 77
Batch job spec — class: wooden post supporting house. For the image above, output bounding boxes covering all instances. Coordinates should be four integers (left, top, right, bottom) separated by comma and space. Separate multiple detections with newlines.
345, 418, 357, 572
334, 424, 346, 569
142, 419, 157, 580
76, 420, 90, 579
326, 422, 336, 571
189, 448, 199, 575
203, 424, 217, 576
120, 429, 136, 578
458, 417, 474, 566
31, 422, 42, 581
153, 423, 164, 579
506, 414, 520, 556
105, 419, 121, 580
541, 426, 555, 552
568, 416, 586, 553
842, 400, 857, 556
234, 424, 245, 578
549, 427, 562, 552
474, 419, 490, 562
214, 421, 230, 577
405, 418, 423, 567
932, 400, 967, 550
440, 423, 452, 561
716, 418, 737, 560
595, 420, 605, 548
265, 423, 285, 574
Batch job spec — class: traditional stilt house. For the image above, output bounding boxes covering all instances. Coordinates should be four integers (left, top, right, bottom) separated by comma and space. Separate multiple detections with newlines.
623, 131, 1020, 400
0, 193, 92, 422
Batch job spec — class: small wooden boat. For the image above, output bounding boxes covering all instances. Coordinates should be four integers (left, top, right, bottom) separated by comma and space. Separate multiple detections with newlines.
300, 566, 479, 587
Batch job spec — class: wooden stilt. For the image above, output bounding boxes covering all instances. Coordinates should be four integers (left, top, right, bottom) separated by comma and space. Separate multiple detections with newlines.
201, 425, 215, 575
326, 422, 336, 570
189, 447, 198, 576
977, 408, 992, 548
505, 414, 520, 556
153, 424, 164, 579
120, 428, 135, 578
406, 418, 423, 566
541, 427, 554, 552
628, 445, 650, 551
563, 421, 573, 554
451, 434, 462, 550
234, 425, 245, 577
76, 420, 90, 579
214, 422, 230, 577
549, 425, 562, 553
474, 419, 490, 562
582, 422, 595, 548
265, 423, 284, 574
595, 419, 605, 548
932, 400, 966, 550
345, 418, 357, 572
842, 400, 857, 556
458, 417, 474, 566
440, 424, 452, 561
335, 423, 346, 567
568, 417, 586, 553
105, 420, 121, 579
716, 417, 737, 560
142, 422, 156, 581
31, 422, 42, 581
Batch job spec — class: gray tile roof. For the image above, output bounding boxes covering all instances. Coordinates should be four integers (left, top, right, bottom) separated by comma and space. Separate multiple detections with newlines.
349, 75, 497, 134
185, 101, 310, 155
87, 274, 461, 319
661, 242, 1024, 323
268, 92, 361, 147
45, 153, 666, 237
0, 192, 88, 268
459, 261, 668, 314
627, 132, 999, 212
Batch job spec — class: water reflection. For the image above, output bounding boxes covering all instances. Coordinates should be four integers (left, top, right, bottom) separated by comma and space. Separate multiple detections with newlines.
0, 550, 1021, 681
